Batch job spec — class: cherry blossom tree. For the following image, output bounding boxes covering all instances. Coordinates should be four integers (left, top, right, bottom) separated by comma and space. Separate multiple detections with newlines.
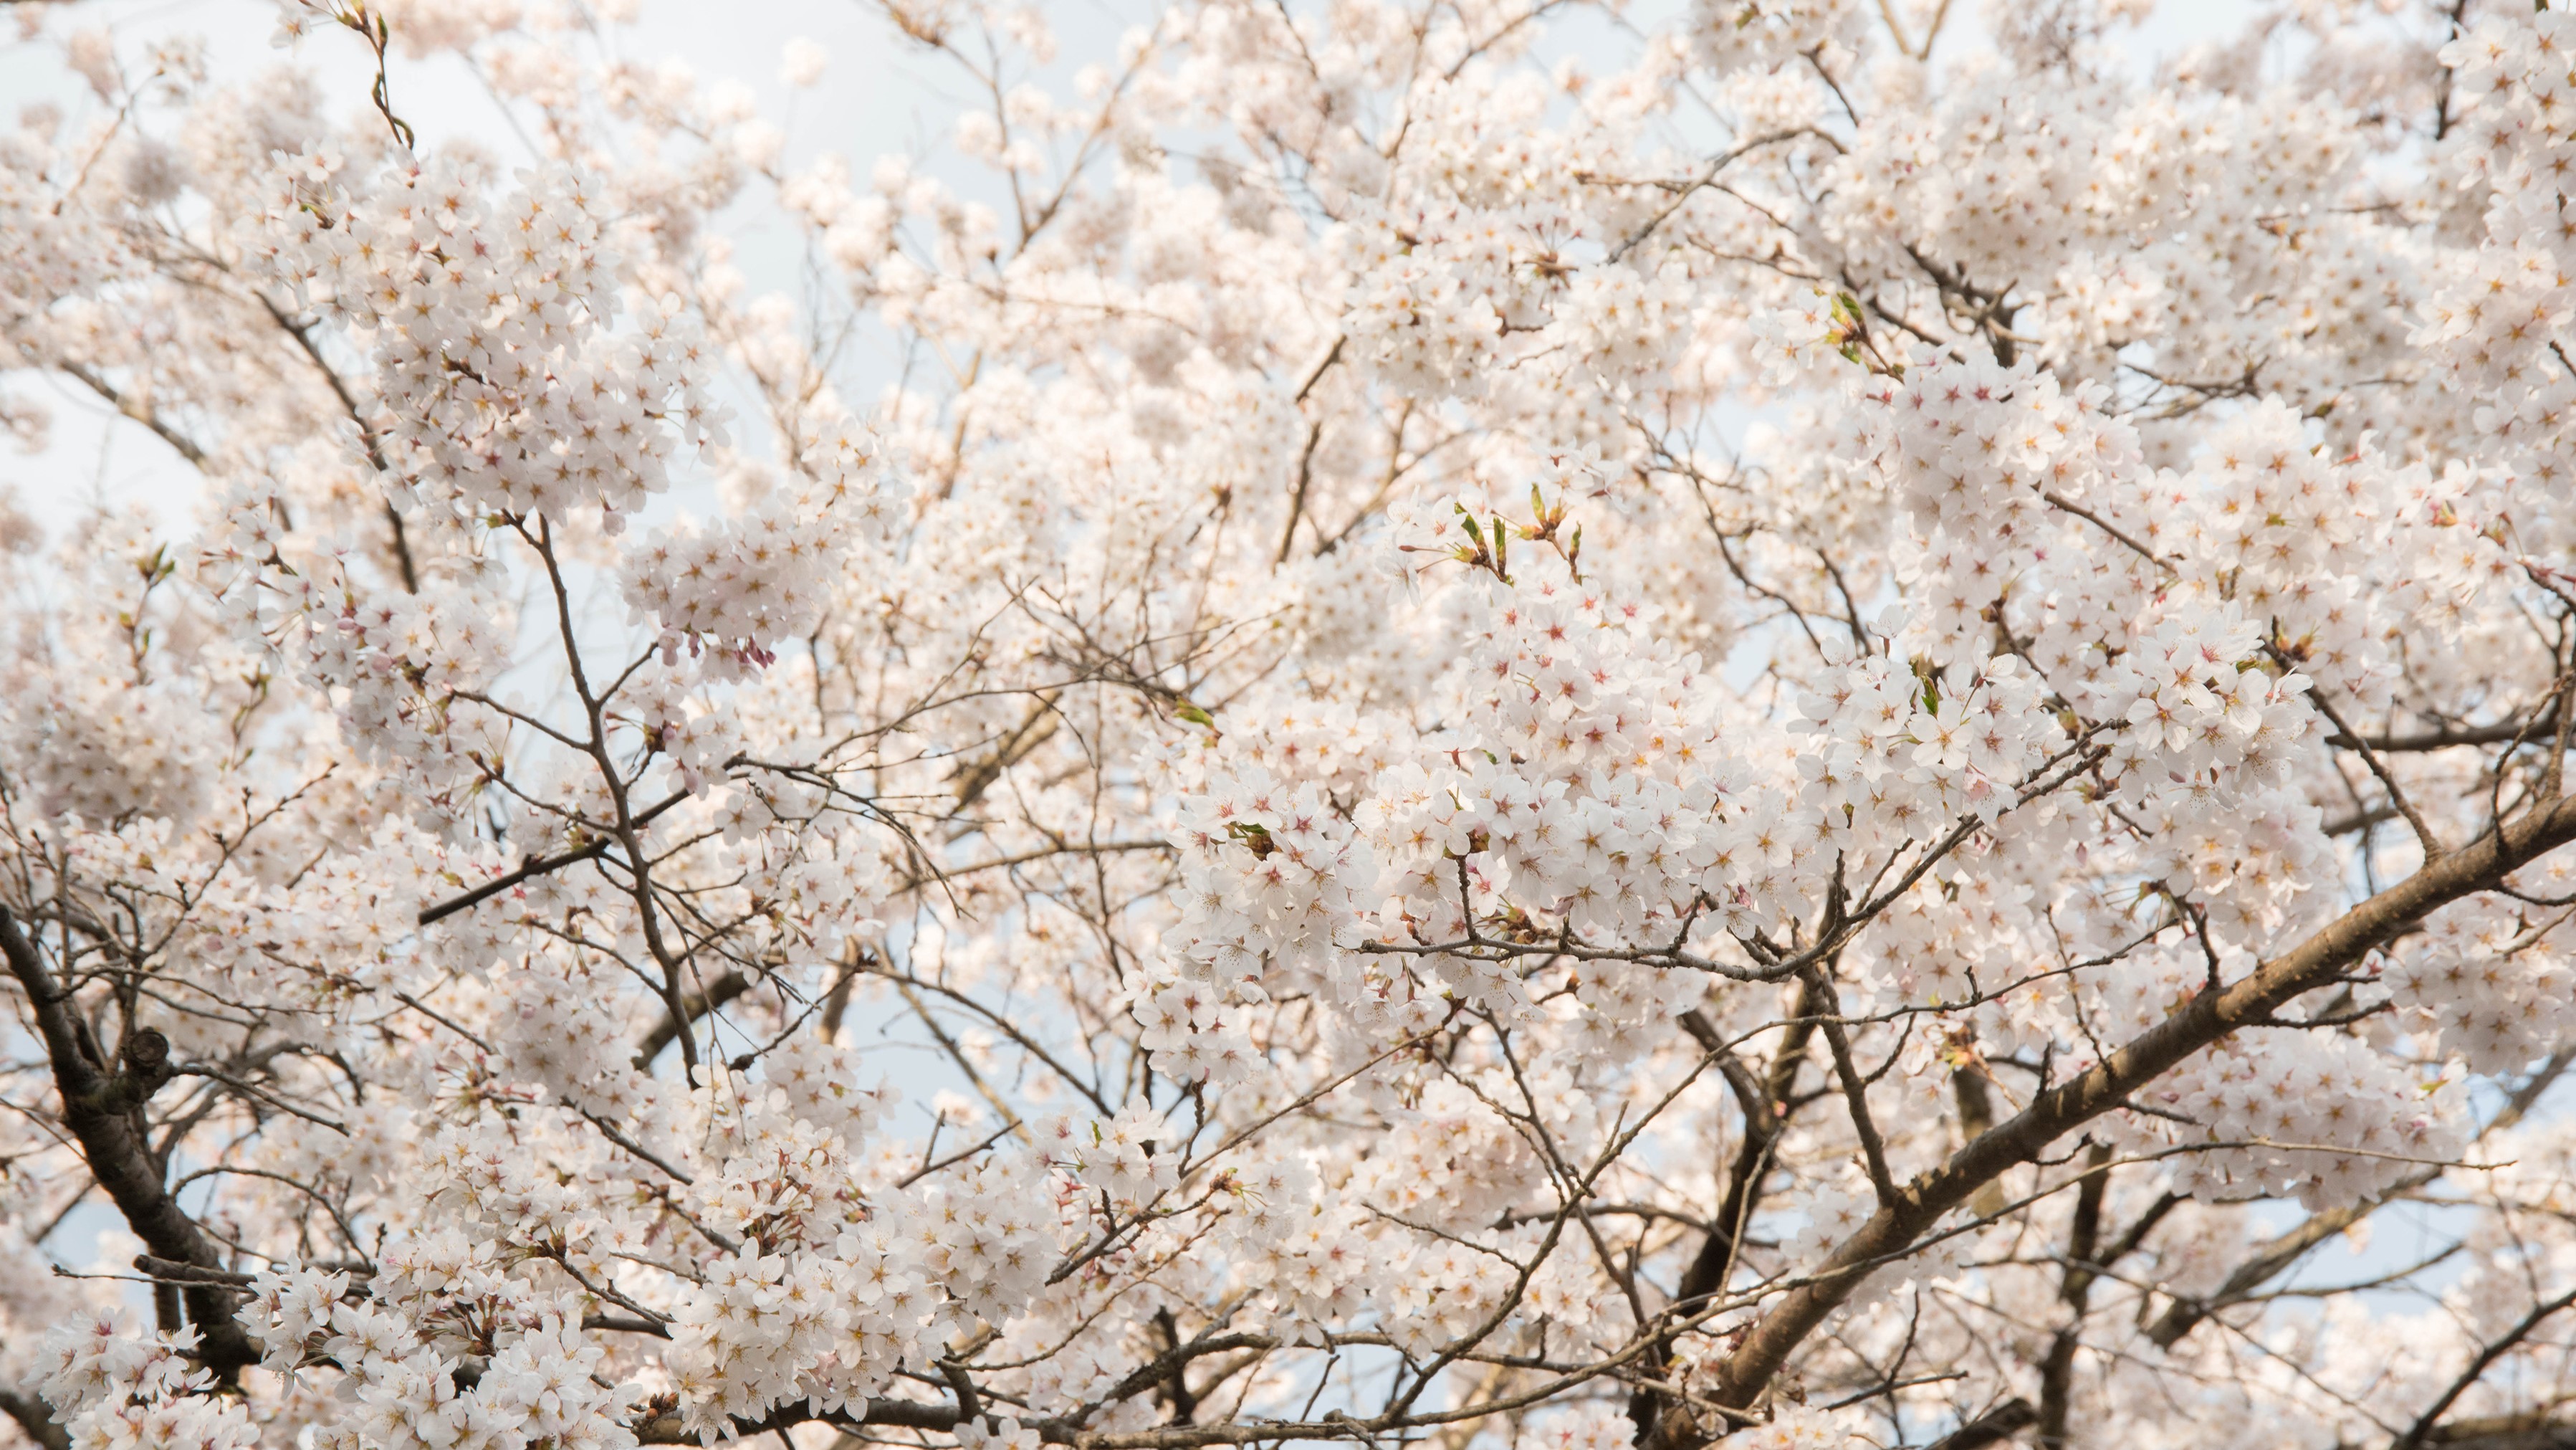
4, 0, 2576, 1445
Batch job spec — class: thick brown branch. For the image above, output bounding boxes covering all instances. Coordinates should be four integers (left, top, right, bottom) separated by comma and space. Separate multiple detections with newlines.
2413, 1413, 2576, 1449
2036, 1147, 2110, 1448
630, 1395, 961, 1446
1924, 1398, 2036, 1450
632, 969, 751, 1069
951, 697, 1061, 815
2327, 711, 2564, 753
1703, 791, 2576, 1425
1632, 1004, 1812, 1449
0, 907, 259, 1374
60, 361, 206, 467
0, 1388, 70, 1450
2399, 1286, 2576, 1449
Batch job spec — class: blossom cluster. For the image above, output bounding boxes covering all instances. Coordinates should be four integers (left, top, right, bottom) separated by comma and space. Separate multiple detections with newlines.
9, 1, 2576, 1450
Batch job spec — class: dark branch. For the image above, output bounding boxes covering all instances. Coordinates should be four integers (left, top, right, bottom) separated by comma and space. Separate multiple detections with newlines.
1703, 790, 2576, 1428
0, 907, 259, 1374
632, 969, 751, 1069
0, 1388, 69, 1450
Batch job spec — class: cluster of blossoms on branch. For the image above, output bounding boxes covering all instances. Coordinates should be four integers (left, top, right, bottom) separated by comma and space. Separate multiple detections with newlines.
6, 0, 2576, 1448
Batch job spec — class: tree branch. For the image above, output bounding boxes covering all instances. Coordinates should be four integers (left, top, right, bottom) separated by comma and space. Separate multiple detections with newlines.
2398, 1286, 2576, 1449
2148, 1047, 2576, 1349
0, 1388, 69, 1450
632, 969, 751, 1069
1703, 791, 2576, 1426
0, 907, 259, 1374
